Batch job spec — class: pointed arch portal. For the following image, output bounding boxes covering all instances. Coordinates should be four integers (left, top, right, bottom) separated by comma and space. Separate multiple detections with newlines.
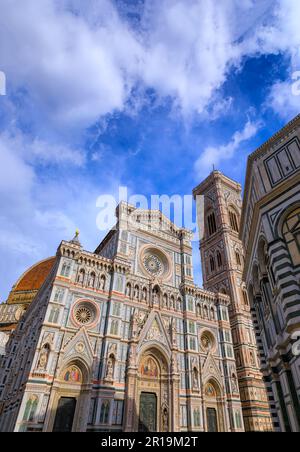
137, 347, 170, 432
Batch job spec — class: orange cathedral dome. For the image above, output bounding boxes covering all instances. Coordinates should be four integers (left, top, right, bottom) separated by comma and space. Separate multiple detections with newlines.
7, 257, 56, 305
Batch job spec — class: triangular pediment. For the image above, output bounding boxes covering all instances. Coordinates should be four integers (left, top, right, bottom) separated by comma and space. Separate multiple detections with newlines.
60, 327, 94, 368
202, 352, 223, 386
137, 310, 172, 354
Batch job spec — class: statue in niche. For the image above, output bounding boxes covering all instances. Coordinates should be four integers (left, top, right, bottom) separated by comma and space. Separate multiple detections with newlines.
152, 288, 160, 304
142, 288, 147, 301
78, 270, 85, 284
232, 373, 238, 393
126, 284, 131, 297
171, 355, 178, 373
37, 344, 50, 371
128, 345, 136, 366
108, 343, 117, 356
138, 311, 146, 329
131, 310, 139, 338
163, 295, 168, 307
170, 319, 177, 347
106, 356, 115, 381
162, 407, 169, 432
89, 273, 95, 287
100, 276, 106, 290
134, 286, 139, 299
192, 367, 199, 390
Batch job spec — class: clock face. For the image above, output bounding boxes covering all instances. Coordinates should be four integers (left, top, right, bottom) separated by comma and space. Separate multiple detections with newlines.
143, 254, 163, 276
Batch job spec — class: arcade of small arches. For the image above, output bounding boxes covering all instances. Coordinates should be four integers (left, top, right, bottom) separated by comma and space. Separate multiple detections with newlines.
124, 282, 219, 322
59, 249, 113, 292
125, 282, 184, 311
76, 268, 107, 291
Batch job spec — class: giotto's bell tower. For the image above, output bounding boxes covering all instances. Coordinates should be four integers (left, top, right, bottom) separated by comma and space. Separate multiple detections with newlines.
193, 171, 273, 432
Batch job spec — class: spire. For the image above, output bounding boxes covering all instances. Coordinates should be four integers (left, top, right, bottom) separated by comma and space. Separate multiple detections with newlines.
70, 229, 81, 246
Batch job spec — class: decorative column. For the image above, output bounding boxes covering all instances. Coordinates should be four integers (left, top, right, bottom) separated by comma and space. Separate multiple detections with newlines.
170, 319, 180, 432
123, 314, 139, 432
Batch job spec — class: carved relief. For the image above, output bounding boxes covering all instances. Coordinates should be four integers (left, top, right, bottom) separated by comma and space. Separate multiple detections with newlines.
146, 319, 164, 342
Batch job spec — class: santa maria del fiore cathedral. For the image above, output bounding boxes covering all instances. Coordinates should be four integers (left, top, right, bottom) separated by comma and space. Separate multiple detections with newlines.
1, 115, 300, 432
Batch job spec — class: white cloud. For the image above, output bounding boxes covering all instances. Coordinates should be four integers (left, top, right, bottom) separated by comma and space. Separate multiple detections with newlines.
1, 0, 300, 129
0, 131, 86, 167
0, 0, 142, 133
0, 131, 121, 299
1, 0, 300, 300
267, 78, 300, 121
29, 138, 86, 167
194, 120, 261, 177
241, 0, 300, 119
0, 134, 35, 213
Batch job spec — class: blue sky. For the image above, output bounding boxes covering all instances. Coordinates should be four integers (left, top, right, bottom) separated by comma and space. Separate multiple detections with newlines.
0, 0, 299, 300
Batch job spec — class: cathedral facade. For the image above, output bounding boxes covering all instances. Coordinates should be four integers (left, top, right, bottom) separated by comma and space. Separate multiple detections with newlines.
0, 202, 245, 432
2, 115, 300, 433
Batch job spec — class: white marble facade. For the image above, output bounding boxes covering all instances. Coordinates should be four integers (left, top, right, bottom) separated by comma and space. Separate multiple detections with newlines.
0, 202, 244, 432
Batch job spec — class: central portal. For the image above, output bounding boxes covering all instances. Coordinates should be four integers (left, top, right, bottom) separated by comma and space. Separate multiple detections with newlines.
207, 408, 218, 433
135, 348, 171, 432
53, 397, 77, 432
138, 392, 157, 432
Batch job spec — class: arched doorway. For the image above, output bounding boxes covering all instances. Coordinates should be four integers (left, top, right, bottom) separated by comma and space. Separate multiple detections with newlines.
138, 392, 157, 432
53, 397, 77, 432
204, 380, 224, 432
137, 348, 170, 432
48, 360, 90, 432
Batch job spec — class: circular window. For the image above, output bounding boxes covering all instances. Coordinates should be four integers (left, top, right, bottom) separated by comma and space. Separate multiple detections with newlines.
143, 254, 163, 276
141, 247, 170, 279
200, 331, 216, 352
75, 306, 93, 324
72, 301, 97, 327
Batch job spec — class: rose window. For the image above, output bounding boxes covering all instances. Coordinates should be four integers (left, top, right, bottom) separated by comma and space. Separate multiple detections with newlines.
200, 332, 215, 352
143, 254, 163, 276
141, 247, 170, 279
73, 301, 97, 327
75, 307, 92, 324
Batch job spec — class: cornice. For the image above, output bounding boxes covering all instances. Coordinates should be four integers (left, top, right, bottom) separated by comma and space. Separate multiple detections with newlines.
193, 171, 242, 198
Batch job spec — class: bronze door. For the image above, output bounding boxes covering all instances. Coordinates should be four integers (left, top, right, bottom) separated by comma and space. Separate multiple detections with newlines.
207, 407, 218, 432
138, 393, 157, 432
53, 397, 77, 432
